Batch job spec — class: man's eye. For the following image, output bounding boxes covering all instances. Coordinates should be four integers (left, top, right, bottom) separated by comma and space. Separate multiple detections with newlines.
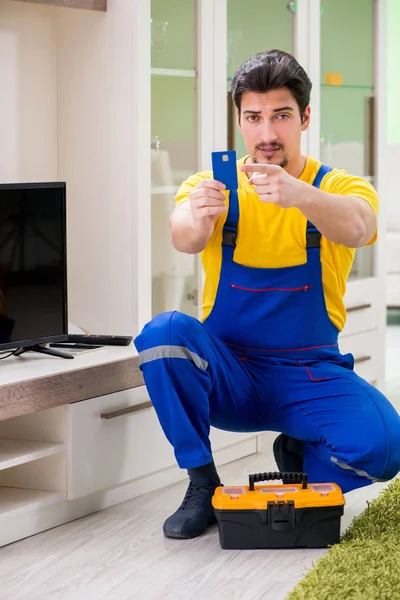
276, 114, 289, 120
247, 116, 260, 122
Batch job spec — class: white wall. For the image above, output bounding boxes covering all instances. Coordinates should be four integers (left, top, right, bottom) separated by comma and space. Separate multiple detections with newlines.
56, 0, 137, 335
0, 0, 139, 335
0, 0, 58, 183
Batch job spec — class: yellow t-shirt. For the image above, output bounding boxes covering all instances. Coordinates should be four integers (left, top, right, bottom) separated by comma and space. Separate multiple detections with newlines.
175, 155, 378, 332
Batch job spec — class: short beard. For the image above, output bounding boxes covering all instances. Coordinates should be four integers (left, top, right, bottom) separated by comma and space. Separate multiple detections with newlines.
252, 154, 289, 170
252, 144, 288, 170
279, 156, 289, 169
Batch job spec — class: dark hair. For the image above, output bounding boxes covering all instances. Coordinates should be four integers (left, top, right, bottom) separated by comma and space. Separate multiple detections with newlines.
231, 49, 312, 119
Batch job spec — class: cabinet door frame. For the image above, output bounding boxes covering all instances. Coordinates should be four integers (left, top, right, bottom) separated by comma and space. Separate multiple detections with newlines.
372, 0, 387, 389
309, 0, 387, 388
133, 0, 152, 333
134, 0, 228, 331
134, 0, 387, 391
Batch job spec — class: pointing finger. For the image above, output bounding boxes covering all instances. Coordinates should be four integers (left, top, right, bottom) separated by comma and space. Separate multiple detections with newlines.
241, 163, 280, 174
248, 174, 270, 186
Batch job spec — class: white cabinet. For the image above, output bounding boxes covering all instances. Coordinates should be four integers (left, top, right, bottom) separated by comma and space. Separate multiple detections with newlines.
150, 0, 199, 319
0, 392, 257, 546
0, 408, 67, 523
0, 2, 261, 543
0, 0, 388, 546
137, 0, 226, 324
339, 330, 379, 385
67, 387, 169, 498
314, 0, 387, 390
386, 143, 400, 308
67, 386, 258, 499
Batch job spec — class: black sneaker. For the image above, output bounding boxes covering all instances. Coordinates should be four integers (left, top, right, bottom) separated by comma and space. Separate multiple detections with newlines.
163, 479, 220, 539
273, 433, 305, 481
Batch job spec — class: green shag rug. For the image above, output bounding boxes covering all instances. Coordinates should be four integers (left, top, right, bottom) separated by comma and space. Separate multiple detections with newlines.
286, 478, 400, 600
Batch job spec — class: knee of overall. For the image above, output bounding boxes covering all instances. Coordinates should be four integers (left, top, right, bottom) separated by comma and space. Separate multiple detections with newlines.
380, 418, 400, 481
134, 311, 201, 353
355, 416, 400, 482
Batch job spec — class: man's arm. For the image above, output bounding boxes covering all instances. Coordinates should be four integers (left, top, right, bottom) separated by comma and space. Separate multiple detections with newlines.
170, 201, 214, 254
170, 179, 227, 254
241, 163, 377, 248
295, 187, 376, 248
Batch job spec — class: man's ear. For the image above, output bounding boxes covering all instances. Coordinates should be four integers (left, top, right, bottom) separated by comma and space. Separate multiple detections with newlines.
301, 106, 311, 132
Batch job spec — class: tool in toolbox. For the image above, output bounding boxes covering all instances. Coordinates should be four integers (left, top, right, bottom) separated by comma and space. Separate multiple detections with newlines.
212, 471, 345, 549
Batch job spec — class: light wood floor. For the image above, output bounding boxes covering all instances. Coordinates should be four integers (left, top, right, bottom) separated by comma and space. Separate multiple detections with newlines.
0, 327, 399, 600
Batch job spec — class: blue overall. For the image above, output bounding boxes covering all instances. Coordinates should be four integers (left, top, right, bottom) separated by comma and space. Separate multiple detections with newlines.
135, 165, 400, 494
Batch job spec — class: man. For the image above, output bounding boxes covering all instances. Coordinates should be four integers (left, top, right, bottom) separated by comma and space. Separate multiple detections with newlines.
135, 49, 400, 540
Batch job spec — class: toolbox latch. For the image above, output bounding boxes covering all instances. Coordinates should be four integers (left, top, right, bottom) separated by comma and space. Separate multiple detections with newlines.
267, 500, 296, 531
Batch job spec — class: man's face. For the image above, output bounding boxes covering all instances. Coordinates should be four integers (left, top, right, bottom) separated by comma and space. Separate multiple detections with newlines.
237, 88, 310, 169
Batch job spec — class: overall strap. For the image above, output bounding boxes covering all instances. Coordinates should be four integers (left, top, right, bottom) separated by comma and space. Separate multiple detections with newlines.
221, 188, 239, 261
312, 163, 333, 189
306, 164, 333, 255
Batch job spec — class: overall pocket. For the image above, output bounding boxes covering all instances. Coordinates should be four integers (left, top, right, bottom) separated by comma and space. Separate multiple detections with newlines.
224, 282, 319, 351
230, 284, 312, 293
298, 353, 354, 382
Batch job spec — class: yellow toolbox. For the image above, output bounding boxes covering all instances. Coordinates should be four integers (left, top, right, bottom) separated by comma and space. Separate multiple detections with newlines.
212, 471, 345, 549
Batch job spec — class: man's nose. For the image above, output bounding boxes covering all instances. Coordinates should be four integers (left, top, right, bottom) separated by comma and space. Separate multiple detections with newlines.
260, 121, 278, 142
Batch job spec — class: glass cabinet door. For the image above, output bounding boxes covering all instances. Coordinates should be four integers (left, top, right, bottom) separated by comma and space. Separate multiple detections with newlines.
227, 0, 295, 155
150, 0, 199, 318
320, 0, 375, 280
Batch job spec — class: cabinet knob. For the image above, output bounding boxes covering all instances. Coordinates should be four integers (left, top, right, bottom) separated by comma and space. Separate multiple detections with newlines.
151, 136, 161, 151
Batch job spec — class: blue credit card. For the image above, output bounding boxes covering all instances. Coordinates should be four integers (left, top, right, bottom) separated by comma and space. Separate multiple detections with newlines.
212, 151, 238, 191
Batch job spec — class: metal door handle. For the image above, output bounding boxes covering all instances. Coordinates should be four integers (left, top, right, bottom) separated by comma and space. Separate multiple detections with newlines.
354, 355, 371, 364
151, 136, 160, 151
347, 303, 372, 313
101, 401, 153, 419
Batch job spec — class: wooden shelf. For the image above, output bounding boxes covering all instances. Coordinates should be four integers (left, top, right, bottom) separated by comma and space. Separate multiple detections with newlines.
13, 0, 106, 11
0, 488, 66, 519
0, 440, 65, 471
0, 346, 143, 422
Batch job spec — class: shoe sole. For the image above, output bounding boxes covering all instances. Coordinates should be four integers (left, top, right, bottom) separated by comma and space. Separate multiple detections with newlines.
163, 516, 217, 540
164, 530, 202, 539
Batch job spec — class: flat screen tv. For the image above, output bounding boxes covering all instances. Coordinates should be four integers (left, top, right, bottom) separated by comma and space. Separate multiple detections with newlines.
0, 182, 69, 358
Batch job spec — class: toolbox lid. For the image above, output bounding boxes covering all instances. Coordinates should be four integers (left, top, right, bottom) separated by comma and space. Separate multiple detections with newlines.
212, 482, 345, 510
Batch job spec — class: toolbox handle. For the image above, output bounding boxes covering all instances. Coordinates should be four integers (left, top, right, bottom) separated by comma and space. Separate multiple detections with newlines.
248, 471, 308, 491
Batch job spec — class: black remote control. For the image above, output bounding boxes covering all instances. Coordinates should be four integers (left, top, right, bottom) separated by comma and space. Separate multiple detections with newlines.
67, 334, 133, 346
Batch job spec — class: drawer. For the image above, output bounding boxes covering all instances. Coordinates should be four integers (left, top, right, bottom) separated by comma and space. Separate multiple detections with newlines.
342, 278, 378, 336
339, 330, 378, 384
67, 387, 257, 499
67, 387, 176, 499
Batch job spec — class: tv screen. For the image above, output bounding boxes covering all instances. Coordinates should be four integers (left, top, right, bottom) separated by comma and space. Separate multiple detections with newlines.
0, 182, 68, 351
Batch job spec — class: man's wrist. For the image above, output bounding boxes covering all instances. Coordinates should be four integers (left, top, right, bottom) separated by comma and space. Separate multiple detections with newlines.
192, 217, 213, 235
293, 180, 314, 212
